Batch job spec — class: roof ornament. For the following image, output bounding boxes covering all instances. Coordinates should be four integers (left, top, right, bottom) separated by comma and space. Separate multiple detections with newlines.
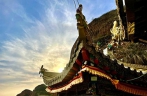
39, 65, 48, 77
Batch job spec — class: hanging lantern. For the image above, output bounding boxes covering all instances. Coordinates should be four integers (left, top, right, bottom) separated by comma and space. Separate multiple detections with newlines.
81, 48, 90, 61
76, 59, 82, 66
103, 66, 110, 71
94, 58, 99, 65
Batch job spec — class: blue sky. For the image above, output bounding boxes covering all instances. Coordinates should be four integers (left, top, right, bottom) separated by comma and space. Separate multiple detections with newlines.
0, 0, 116, 96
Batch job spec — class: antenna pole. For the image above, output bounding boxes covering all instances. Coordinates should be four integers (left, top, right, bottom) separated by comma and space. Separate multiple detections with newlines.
77, 0, 79, 5
72, 0, 77, 9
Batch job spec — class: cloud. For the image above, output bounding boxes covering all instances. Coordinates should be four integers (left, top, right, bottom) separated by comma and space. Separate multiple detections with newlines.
0, 0, 78, 95
0, 0, 34, 23
0, 0, 77, 72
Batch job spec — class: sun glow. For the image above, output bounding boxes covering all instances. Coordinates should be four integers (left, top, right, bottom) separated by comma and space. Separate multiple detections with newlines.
58, 68, 64, 73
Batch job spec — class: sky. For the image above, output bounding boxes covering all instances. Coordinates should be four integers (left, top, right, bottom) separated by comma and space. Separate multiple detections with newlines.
0, 0, 116, 96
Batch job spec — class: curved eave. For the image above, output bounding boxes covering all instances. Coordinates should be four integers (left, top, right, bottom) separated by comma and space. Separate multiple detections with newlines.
42, 39, 83, 86
42, 72, 60, 81
46, 72, 83, 93
117, 60, 147, 74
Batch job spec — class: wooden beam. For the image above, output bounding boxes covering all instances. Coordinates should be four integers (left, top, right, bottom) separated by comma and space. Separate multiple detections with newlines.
124, 0, 135, 22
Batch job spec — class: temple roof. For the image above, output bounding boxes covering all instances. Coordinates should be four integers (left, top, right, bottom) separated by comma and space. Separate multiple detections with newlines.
40, 0, 147, 95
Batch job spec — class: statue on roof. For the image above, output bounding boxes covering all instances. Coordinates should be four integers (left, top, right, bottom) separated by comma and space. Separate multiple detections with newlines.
75, 4, 88, 47
110, 20, 125, 43
39, 65, 47, 77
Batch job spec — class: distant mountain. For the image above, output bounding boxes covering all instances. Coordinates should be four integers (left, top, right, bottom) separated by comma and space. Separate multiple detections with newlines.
16, 89, 32, 96
89, 9, 118, 42
32, 84, 51, 96
16, 84, 51, 96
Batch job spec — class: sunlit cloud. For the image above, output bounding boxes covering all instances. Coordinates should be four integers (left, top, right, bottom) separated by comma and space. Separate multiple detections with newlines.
0, 0, 78, 96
